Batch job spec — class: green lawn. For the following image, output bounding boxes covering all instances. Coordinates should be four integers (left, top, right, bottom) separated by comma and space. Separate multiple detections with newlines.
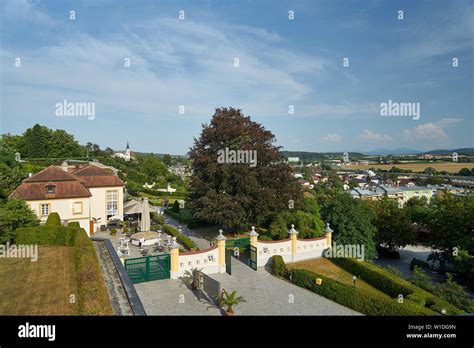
0, 246, 78, 315
288, 257, 392, 299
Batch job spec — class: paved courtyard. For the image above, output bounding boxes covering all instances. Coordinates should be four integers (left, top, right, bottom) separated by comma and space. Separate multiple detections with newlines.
135, 256, 360, 316
211, 258, 361, 315
134, 278, 222, 315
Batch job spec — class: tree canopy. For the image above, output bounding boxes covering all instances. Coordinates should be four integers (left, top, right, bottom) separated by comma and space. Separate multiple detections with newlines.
188, 107, 301, 231
321, 192, 377, 259
370, 198, 416, 251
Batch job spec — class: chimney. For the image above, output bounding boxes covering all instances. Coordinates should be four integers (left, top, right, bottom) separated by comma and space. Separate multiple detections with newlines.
28, 172, 33, 177
61, 161, 69, 172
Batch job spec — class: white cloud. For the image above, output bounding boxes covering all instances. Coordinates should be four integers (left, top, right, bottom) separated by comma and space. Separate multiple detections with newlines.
402, 118, 463, 142
322, 133, 341, 142
359, 129, 392, 142
1, 17, 329, 123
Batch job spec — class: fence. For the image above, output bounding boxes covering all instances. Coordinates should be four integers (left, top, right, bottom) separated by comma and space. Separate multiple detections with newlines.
124, 254, 170, 283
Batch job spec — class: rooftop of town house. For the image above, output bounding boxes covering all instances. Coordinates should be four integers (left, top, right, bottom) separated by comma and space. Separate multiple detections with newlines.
9, 163, 123, 201
10, 165, 92, 200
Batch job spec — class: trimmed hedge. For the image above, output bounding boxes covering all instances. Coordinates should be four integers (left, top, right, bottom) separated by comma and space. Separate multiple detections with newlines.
15, 226, 68, 245
272, 256, 435, 316
164, 208, 193, 223
331, 258, 414, 298
272, 255, 287, 277
68, 221, 80, 229
330, 258, 463, 315
74, 228, 113, 315
46, 212, 61, 226
162, 224, 199, 251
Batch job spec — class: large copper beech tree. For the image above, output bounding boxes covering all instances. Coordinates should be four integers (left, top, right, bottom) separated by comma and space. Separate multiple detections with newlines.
188, 107, 302, 232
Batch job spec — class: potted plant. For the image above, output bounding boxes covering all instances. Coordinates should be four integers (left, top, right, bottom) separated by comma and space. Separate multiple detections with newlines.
182, 267, 202, 290
218, 290, 246, 316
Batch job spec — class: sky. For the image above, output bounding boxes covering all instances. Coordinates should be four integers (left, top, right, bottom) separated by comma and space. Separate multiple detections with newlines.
0, 0, 473, 155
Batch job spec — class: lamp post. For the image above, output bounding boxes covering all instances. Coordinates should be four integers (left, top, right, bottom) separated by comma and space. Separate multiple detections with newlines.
352, 275, 357, 289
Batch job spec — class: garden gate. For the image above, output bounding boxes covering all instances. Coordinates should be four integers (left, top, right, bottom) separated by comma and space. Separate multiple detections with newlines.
249, 245, 257, 270
124, 254, 170, 284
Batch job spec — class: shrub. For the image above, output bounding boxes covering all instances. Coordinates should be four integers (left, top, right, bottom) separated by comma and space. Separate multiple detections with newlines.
110, 228, 117, 236
171, 200, 180, 213
151, 211, 164, 225
68, 221, 80, 229
331, 257, 415, 298
74, 228, 113, 315
15, 226, 67, 245
407, 292, 427, 307
65, 226, 79, 247
122, 227, 129, 233
410, 258, 429, 271
331, 258, 464, 315
162, 224, 198, 251
287, 267, 434, 316
46, 212, 61, 226
272, 255, 287, 277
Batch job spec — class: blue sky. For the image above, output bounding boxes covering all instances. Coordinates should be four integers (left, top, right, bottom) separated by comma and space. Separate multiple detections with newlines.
1, 0, 472, 154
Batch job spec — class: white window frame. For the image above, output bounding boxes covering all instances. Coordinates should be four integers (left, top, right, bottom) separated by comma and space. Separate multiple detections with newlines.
106, 190, 118, 219
40, 203, 50, 216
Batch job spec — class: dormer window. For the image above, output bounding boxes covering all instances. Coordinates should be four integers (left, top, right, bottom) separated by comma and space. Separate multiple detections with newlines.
46, 184, 56, 194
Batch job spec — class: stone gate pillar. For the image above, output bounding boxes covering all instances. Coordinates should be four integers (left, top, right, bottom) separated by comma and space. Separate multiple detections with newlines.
248, 226, 259, 247
325, 223, 333, 248
288, 224, 298, 262
216, 229, 226, 273
170, 236, 180, 279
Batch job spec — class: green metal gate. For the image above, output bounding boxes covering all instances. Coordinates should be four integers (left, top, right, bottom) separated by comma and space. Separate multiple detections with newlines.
124, 254, 170, 283
225, 249, 232, 275
249, 245, 257, 270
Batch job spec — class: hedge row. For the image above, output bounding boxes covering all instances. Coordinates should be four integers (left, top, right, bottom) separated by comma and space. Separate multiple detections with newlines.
164, 209, 186, 222
15, 221, 81, 246
330, 257, 463, 315
73, 228, 113, 315
272, 256, 435, 316
162, 224, 199, 251
14, 223, 113, 315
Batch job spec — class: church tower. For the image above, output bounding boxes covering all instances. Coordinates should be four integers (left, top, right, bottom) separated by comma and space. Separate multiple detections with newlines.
125, 142, 131, 160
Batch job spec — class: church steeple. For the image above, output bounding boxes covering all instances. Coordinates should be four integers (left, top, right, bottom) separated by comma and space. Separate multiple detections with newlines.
126, 142, 130, 150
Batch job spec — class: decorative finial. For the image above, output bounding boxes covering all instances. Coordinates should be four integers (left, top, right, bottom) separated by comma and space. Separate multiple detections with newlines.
288, 224, 298, 235
170, 236, 179, 248
248, 225, 259, 237
325, 223, 333, 234
216, 229, 226, 240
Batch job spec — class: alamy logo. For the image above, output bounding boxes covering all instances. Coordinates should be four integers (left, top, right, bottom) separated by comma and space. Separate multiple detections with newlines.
380, 99, 420, 120
324, 242, 365, 261
18, 322, 56, 341
0, 243, 38, 262
55, 99, 95, 120
217, 147, 257, 167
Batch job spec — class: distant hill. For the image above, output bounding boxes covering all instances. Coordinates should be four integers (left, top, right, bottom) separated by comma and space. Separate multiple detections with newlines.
133, 152, 188, 159
421, 148, 474, 156
363, 148, 422, 156
281, 151, 365, 162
